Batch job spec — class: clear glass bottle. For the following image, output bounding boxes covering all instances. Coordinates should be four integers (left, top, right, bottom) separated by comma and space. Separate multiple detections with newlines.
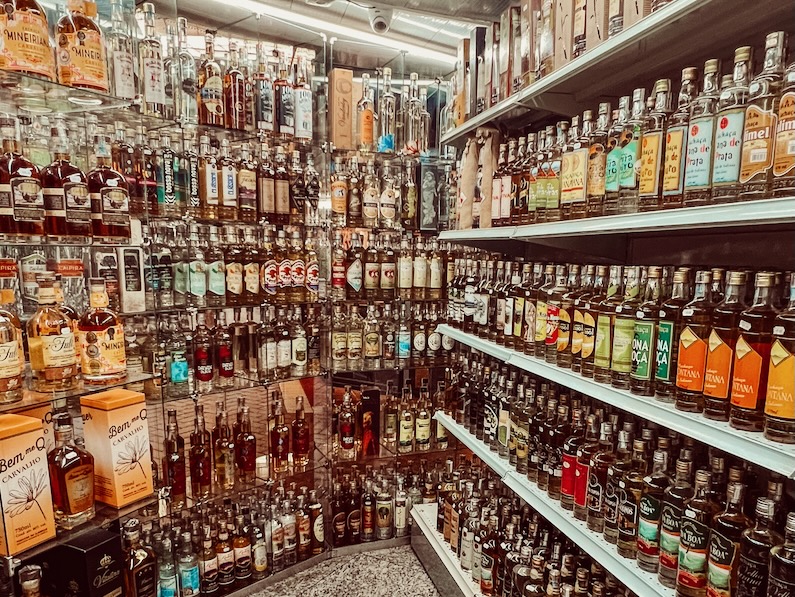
358, 72, 375, 151
136, 3, 166, 116
638, 79, 672, 211
617, 88, 647, 214
378, 67, 397, 153
603, 99, 629, 215
683, 59, 722, 206
662, 68, 699, 209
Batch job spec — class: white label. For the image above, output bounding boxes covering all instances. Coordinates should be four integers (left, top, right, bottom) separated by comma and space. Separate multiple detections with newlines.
398, 257, 413, 288
712, 110, 745, 184
684, 117, 714, 190
221, 165, 237, 206
142, 54, 166, 104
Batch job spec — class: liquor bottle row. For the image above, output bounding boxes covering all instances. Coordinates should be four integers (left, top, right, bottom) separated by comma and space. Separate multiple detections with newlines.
161, 394, 313, 509
333, 381, 452, 461
330, 301, 453, 373
21, 480, 326, 597
455, 31, 795, 229
331, 233, 453, 302
447, 256, 795, 443
449, 352, 794, 597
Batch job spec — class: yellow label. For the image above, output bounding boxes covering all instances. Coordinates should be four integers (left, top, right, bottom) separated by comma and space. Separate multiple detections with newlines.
638, 131, 662, 196
79, 324, 126, 376
765, 340, 795, 420
561, 148, 587, 204
56, 29, 108, 90
739, 105, 777, 183
0, 340, 21, 388
572, 308, 584, 355
773, 91, 795, 177
662, 128, 686, 193
65, 463, 94, 514
359, 108, 374, 146
0, 10, 56, 80
557, 309, 571, 352
42, 333, 77, 368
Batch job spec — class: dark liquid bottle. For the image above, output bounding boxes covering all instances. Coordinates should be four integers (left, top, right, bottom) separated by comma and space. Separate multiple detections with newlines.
658, 458, 694, 588
675, 270, 714, 412
676, 470, 720, 597
0, 111, 44, 242
630, 266, 665, 396
735, 497, 782, 597
706, 481, 753, 597
655, 270, 692, 403
768, 512, 795, 596
730, 272, 778, 431
87, 129, 131, 243
592, 265, 624, 384
764, 274, 795, 443
703, 272, 747, 420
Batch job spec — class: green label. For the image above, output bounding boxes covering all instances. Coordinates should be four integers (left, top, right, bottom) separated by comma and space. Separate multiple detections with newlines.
605, 150, 620, 192
619, 129, 641, 188
631, 320, 655, 380
638, 495, 662, 554
208, 260, 226, 296
611, 316, 635, 373
678, 517, 709, 589
655, 320, 674, 382
594, 314, 612, 368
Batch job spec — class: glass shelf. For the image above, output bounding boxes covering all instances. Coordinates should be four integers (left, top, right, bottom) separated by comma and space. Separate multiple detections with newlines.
0, 71, 131, 115
161, 371, 327, 404
0, 370, 155, 414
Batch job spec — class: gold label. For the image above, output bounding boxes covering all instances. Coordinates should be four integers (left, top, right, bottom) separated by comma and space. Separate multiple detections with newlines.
0, 10, 56, 80
89, 290, 109, 308
42, 332, 77, 368
638, 131, 662, 196
587, 144, 606, 197
561, 149, 587, 204
0, 340, 21, 386
65, 464, 94, 514
79, 324, 126, 376
56, 29, 108, 91
739, 105, 777, 183
773, 91, 795, 177
330, 180, 347, 214
662, 127, 686, 194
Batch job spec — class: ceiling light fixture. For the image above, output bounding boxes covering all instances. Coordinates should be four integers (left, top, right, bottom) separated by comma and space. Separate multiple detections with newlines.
211, 0, 457, 65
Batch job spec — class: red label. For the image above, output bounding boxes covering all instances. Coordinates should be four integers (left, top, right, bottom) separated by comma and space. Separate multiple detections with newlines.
574, 459, 590, 508
546, 304, 561, 347
560, 453, 578, 498
0, 259, 18, 277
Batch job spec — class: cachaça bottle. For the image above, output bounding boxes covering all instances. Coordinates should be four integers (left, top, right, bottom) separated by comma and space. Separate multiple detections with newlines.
572, 414, 600, 522
616, 437, 650, 559
637, 449, 673, 572
711, 47, 753, 203
655, 270, 692, 403
658, 456, 694, 588
734, 497, 782, 597
675, 270, 714, 412
729, 271, 778, 431
676, 470, 720, 597
544, 264, 569, 363
122, 519, 157, 597
661, 68, 699, 209
768, 511, 795, 596
630, 266, 665, 396
772, 54, 795, 197
534, 264, 555, 358
617, 87, 647, 214
706, 480, 753, 597
584, 422, 615, 534
764, 273, 795, 443
683, 59, 721, 207
592, 265, 624, 384
739, 31, 788, 200
702, 271, 748, 420
77, 277, 126, 383
87, 126, 131, 243
602, 428, 632, 545
586, 103, 611, 218
556, 264, 582, 368
638, 79, 672, 211
610, 265, 643, 389
47, 412, 95, 529
604, 101, 629, 215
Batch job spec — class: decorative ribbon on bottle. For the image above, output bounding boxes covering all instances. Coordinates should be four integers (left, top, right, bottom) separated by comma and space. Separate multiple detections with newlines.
458, 137, 478, 230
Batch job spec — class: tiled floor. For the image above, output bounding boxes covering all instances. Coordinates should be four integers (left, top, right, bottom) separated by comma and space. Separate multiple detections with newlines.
251, 545, 439, 597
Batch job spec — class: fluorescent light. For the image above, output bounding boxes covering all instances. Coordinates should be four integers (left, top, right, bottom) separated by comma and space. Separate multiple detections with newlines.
394, 15, 468, 39
209, 0, 457, 65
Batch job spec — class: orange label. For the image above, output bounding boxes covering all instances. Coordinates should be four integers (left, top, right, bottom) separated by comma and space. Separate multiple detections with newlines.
330, 180, 347, 215
773, 92, 795, 177
730, 336, 764, 409
765, 340, 795, 420
638, 131, 663, 196
0, 10, 56, 80
675, 326, 707, 391
739, 105, 777, 183
359, 108, 374, 146
702, 330, 733, 399
56, 29, 108, 91
662, 128, 686, 193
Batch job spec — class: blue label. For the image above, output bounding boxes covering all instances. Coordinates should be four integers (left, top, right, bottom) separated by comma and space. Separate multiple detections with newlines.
605, 149, 620, 192
159, 575, 178, 597
170, 356, 189, 383
180, 565, 200, 595
397, 331, 410, 358
378, 133, 395, 152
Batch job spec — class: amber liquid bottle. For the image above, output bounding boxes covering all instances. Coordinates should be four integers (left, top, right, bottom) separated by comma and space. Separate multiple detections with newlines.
764, 274, 795, 443
702, 272, 748, 421
78, 277, 126, 382
48, 413, 95, 529
610, 265, 642, 389
580, 265, 609, 377
585, 422, 615, 534
586, 103, 610, 218
534, 265, 555, 357
224, 43, 247, 131
592, 265, 624, 384
41, 125, 91, 242
122, 519, 157, 597
572, 414, 600, 522
55, 0, 108, 92
234, 406, 256, 484
705, 481, 753, 597
189, 405, 212, 499
0, 111, 44, 242
655, 270, 692, 403
661, 68, 699, 209
630, 266, 664, 396
676, 470, 720, 597
292, 395, 311, 467
569, 264, 594, 373
736, 497, 783, 597
658, 457, 694, 588
544, 264, 569, 363
556, 264, 581, 368
198, 31, 225, 127
675, 270, 714, 412
729, 272, 779, 431
87, 130, 131, 243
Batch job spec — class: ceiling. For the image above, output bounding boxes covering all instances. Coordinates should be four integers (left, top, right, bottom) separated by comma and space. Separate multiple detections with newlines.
166, 0, 498, 76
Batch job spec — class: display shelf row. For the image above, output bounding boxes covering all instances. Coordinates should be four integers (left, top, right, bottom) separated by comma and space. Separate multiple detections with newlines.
432, 413, 673, 597
437, 324, 795, 478
439, 0, 792, 146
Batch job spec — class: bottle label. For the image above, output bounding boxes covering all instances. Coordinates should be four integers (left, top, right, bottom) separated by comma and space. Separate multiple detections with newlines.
705, 529, 739, 596
291, 258, 306, 289
703, 329, 733, 399
581, 312, 596, 359
730, 335, 767, 409
11, 177, 44, 223
40, 332, 77, 372
631, 320, 655, 380
546, 162, 561, 208
712, 109, 745, 185
330, 180, 347, 215
64, 463, 94, 513
200, 75, 224, 115
774, 91, 795, 177
226, 262, 243, 295
676, 326, 708, 391
605, 147, 620, 193
278, 85, 295, 134
765, 339, 795, 420
662, 126, 687, 195
535, 300, 548, 343
364, 331, 380, 358
292, 336, 307, 366
63, 181, 91, 223
638, 131, 663, 196
594, 313, 613, 368
655, 320, 675, 381
397, 330, 410, 358
637, 494, 662, 556
562, 148, 588, 204
416, 417, 430, 443
78, 323, 126, 376
170, 349, 189, 383
306, 258, 319, 294
619, 130, 640, 189
180, 564, 200, 596
313, 513, 325, 544
142, 51, 166, 105
573, 460, 590, 508
258, 175, 274, 215
611, 316, 634, 373
256, 78, 274, 130
360, 108, 374, 145
513, 297, 525, 338
275, 179, 290, 215
677, 517, 709, 589
737, 554, 768, 597
96, 186, 131, 227
294, 88, 313, 140
216, 549, 235, 585
380, 262, 396, 290
363, 187, 379, 221
500, 175, 512, 219
203, 165, 219, 204
189, 261, 207, 297
207, 260, 225, 296
0, 10, 55, 79
278, 258, 292, 290
199, 556, 218, 593
560, 453, 577, 498
238, 169, 257, 211
684, 117, 715, 190
399, 419, 413, 446
160, 574, 179, 597
0, 340, 21, 386
588, 144, 607, 197
57, 29, 108, 92
364, 261, 380, 290
546, 303, 560, 347
346, 258, 363, 292
398, 257, 413, 289
347, 332, 362, 360
413, 257, 427, 288
220, 165, 237, 207
739, 105, 777, 183
659, 503, 683, 574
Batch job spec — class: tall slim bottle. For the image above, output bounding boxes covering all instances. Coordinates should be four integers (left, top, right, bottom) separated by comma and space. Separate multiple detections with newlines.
198, 31, 224, 126
674, 270, 714, 412
638, 79, 672, 211
617, 88, 647, 214
764, 274, 795, 443
683, 59, 721, 206
137, 3, 166, 116
655, 270, 692, 402
662, 68, 699, 209
586, 103, 611, 217
378, 68, 397, 153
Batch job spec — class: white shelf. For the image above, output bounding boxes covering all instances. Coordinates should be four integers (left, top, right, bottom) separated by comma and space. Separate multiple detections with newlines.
435, 413, 673, 597
436, 412, 512, 478
411, 502, 484, 597
440, 0, 791, 147
439, 324, 795, 478
439, 197, 795, 244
